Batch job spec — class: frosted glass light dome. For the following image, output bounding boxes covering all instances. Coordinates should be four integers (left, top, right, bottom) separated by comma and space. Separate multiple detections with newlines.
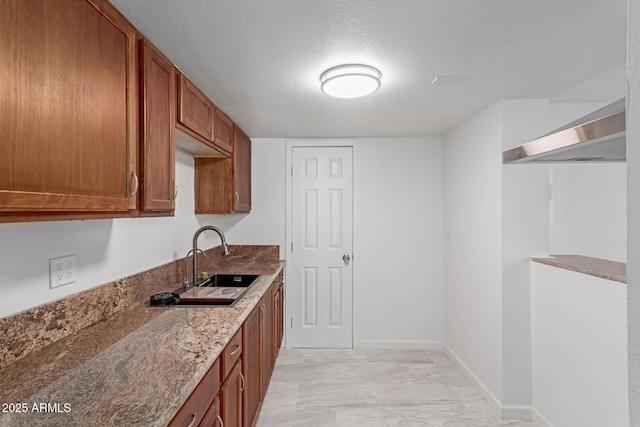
320, 64, 382, 99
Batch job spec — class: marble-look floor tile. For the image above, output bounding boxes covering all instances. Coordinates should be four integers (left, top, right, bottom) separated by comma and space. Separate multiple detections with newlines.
260, 381, 298, 412
376, 383, 459, 408
297, 382, 379, 408
256, 406, 337, 427
302, 348, 370, 363
335, 362, 408, 384
275, 348, 305, 366
260, 349, 534, 426
270, 362, 336, 383
402, 364, 470, 386
363, 349, 434, 364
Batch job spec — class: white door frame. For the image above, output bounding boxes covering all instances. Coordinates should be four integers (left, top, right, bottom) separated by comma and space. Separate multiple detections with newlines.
285, 139, 358, 348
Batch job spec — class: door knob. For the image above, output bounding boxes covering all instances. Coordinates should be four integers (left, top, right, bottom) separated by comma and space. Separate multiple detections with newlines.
343, 254, 351, 264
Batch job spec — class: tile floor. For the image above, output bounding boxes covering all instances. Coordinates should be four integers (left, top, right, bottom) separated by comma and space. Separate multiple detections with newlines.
257, 348, 538, 427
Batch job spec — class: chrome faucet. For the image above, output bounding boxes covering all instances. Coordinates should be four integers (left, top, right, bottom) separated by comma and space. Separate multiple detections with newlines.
189, 225, 230, 287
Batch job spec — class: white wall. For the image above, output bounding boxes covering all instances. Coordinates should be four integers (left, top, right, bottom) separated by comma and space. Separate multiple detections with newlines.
549, 163, 627, 262
444, 98, 626, 417
547, 102, 627, 263
531, 262, 628, 427
501, 99, 550, 414
627, 0, 640, 422
352, 137, 444, 348
0, 141, 286, 318
443, 102, 504, 402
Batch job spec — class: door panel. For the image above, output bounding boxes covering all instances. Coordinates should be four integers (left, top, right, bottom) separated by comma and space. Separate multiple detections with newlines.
291, 147, 353, 348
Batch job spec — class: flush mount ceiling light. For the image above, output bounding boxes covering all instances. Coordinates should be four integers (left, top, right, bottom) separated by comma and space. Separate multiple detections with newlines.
320, 64, 382, 99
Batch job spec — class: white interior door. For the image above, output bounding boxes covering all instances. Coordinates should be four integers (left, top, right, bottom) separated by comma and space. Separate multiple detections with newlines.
290, 146, 353, 348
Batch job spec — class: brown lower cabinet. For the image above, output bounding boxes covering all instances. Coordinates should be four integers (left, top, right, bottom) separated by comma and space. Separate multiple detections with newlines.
168, 358, 220, 427
170, 273, 284, 427
243, 305, 262, 427
220, 360, 244, 427
199, 396, 222, 427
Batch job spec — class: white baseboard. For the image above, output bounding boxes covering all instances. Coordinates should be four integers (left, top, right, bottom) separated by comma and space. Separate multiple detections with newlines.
356, 340, 444, 350
444, 344, 532, 421
531, 407, 554, 427
502, 405, 532, 421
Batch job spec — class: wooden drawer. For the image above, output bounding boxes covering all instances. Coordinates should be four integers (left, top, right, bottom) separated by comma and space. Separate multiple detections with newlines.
221, 329, 243, 380
169, 358, 220, 427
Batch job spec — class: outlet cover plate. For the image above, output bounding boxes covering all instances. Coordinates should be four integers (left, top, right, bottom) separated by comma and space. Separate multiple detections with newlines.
49, 255, 76, 288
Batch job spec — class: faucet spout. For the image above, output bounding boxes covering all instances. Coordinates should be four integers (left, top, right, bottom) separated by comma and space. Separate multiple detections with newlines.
191, 226, 230, 286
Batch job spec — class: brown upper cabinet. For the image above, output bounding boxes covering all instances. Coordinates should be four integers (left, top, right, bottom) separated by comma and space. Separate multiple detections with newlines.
214, 107, 234, 154
0, 0, 138, 221
176, 72, 214, 142
139, 38, 176, 213
176, 73, 232, 157
234, 128, 252, 212
194, 126, 252, 214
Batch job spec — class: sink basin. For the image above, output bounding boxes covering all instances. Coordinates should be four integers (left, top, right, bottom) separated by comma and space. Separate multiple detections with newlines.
149, 274, 260, 307
197, 274, 259, 288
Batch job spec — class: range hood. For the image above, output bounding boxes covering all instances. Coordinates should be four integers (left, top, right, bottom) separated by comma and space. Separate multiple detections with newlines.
502, 98, 626, 164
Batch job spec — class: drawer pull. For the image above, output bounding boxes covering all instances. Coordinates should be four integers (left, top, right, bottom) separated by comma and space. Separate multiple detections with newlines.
230, 345, 240, 356
187, 412, 196, 427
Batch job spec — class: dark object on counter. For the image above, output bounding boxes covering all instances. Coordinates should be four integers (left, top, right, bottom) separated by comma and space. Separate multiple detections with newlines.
150, 292, 181, 306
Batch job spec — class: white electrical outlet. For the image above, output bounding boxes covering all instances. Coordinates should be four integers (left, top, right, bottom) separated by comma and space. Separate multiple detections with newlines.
49, 255, 77, 288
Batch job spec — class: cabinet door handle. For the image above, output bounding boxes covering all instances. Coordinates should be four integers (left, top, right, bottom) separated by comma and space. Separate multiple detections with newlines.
239, 371, 245, 392
230, 345, 240, 356
174, 182, 178, 199
216, 414, 224, 427
234, 191, 239, 206
130, 171, 139, 197
187, 412, 196, 427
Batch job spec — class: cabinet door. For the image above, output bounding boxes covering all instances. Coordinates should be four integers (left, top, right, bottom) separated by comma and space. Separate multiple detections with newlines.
220, 360, 244, 427
0, 0, 137, 215
199, 396, 221, 427
274, 280, 284, 357
169, 358, 220, 427
242, 306, 262, 427
260, 291, 274, 397
214, 107, 233, 155
176, 73, 214, 141
233, 127, 252, 212
139, 39, 175, 212
193, 127, 251, 214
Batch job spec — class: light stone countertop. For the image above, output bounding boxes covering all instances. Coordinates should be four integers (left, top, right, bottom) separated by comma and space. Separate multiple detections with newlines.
0, 261, 285, 427
532, 254, 626, 284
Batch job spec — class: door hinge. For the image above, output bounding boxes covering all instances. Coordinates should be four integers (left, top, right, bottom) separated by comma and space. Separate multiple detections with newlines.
548, 184, 553, 200
290, 242, 293, 253
290, 318, 293, 329
290, 166, 293, 177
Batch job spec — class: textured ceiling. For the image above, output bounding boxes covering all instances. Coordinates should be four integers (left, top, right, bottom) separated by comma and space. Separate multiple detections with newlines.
109, 0, 627, 138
